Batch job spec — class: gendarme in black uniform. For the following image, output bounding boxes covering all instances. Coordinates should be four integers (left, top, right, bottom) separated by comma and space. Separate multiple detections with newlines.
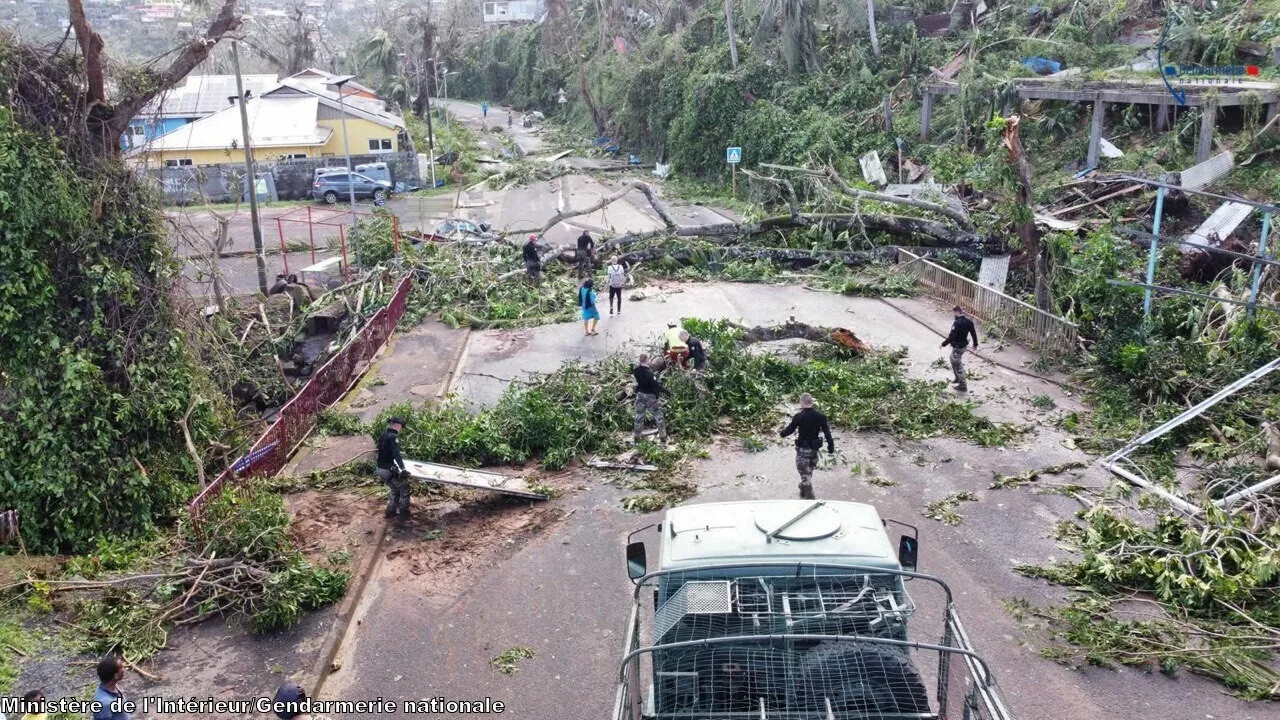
376, 420, 411, 518
940, 309, 979, 391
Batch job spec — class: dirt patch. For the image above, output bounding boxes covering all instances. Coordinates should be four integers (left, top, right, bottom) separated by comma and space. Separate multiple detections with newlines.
285, 490, 384, 562
477, 329, 532, 360
379, 472, 575, 599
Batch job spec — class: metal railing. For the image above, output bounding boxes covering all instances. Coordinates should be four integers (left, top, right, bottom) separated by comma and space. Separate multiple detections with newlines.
894, 249, 1078, 357
187, 274, 414, 527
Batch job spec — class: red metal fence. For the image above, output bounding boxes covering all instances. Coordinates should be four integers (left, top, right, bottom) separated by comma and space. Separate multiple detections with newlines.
188, 274, 414, 526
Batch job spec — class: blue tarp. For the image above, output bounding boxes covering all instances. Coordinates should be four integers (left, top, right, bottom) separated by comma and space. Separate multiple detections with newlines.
1022, 57, 1062, 75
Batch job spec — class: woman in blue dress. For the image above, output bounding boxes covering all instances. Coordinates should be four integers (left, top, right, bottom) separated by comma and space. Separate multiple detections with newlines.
579, 278, 600, 336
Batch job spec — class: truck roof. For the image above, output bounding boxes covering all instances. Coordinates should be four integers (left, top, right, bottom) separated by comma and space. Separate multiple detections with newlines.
658, 500, 899, 572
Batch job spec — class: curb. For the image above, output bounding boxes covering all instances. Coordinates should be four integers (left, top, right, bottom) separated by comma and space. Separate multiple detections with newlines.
303, 517, 389, 696
438, 328, 474, 399
298, 324, 472, 695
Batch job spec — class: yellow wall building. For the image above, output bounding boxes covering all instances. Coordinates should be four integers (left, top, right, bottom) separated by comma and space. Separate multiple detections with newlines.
130, 72, 405, 168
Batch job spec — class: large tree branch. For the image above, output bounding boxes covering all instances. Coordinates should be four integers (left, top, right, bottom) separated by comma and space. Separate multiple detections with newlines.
104, 0, 243, 144
823, 164, 976, 232
67, 0, 106, 107
538, 180, 679, 235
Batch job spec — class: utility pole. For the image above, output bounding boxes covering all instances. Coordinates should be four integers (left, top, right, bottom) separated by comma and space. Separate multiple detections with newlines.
231, 41, 268, 296
866, 0, 881, 57
724, 0, 738, 71
421, 57, 437, 188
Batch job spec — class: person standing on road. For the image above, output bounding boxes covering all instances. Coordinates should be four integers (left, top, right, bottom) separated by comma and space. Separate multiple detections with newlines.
579, 278, 600, 336
633, 353, 668, 444
92, 654, 130, 720
576, 230, 595, 274
522, 234, 542, 286
481, 100, 489, 118
507, 110, 513, 128
606, 255, 627, 315
681, 331, 707, 372
940, 305, 979, 392
377, 417, 411, 520
780, 393, 835, 500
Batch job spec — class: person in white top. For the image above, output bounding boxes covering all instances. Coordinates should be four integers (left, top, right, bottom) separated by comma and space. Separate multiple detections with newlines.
606, 256, 628, 315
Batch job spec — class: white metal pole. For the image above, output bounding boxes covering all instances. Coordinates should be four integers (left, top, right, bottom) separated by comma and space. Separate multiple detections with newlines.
337, 84, 359, 266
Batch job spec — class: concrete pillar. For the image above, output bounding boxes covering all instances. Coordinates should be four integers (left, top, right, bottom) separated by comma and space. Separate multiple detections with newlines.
1155, 103, 1170, 132
883, 94, 893, 133
1086, 98, 1107, 169
921, 90, 934, 140
1197, 100, 1218, 163
1267, 101, 1279, 125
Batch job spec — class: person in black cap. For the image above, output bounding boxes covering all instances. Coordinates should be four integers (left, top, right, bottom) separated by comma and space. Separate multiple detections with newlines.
376, 417, 410, 519
940, 305, 979, 392
272, 683, 313, 720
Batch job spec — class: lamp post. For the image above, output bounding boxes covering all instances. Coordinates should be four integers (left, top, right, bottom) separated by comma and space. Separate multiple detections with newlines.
330, 74, 360, 263
333, 75, 361, 267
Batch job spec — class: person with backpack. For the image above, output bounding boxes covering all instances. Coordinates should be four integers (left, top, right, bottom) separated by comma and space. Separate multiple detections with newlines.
606, 255, 627, 314
579, 278, 600, 336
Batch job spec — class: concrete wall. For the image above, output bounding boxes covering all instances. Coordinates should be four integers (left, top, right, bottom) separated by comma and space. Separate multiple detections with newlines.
145, 151, 421, 205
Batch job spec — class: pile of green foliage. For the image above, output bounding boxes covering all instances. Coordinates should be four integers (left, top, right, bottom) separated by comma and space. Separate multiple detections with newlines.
28, 487, 349, 660
0, 41, 227, 553
1016, 503, 1280, 699
378, 317, 1017, 485
1052, 230, 1280, 469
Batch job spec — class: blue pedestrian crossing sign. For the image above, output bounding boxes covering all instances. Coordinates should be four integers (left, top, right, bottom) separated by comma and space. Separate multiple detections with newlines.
726, 147, 742, 164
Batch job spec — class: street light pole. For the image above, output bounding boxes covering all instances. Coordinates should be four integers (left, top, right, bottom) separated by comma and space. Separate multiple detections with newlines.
334, 77, 360, 267
231, 41, 269, 296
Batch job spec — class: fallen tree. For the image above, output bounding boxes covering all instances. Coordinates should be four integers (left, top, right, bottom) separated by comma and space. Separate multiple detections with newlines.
536, 179, 679, 235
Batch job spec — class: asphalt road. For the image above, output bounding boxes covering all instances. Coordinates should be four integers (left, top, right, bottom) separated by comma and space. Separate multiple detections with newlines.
319, 284, 1259, 719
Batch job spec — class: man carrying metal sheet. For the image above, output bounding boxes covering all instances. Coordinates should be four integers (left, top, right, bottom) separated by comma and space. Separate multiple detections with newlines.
376, 417, 410, 519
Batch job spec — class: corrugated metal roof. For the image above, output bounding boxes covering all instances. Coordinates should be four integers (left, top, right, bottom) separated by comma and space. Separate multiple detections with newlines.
1180, 152, 1235, 192
1184, 201, 1254, 250
267, 78, 405, 129
140, 74, 280, 119
135, 95, 331, 153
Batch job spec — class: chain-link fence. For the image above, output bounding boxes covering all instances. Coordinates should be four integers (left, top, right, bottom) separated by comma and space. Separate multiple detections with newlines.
613, 563, 1012, 720
187, 274, 413, 528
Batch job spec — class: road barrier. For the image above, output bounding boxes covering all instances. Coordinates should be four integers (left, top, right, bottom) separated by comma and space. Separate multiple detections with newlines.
895, 248, 1078, 356
188, 274, 414, 527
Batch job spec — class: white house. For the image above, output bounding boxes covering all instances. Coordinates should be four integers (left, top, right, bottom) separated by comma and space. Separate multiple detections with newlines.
482, 0, 545, 25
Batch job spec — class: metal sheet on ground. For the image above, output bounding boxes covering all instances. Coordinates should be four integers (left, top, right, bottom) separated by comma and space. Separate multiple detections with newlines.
1185, 201, 1254, 249
401, 459, 548, 499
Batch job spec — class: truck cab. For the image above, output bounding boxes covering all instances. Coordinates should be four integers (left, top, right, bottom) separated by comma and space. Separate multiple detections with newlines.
616, 500, 1010, 720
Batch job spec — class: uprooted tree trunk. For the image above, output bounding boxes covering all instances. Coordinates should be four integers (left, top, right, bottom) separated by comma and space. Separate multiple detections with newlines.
68, 0, 243, 154
1001, 115, 1052, 312
733, 320, 870, 354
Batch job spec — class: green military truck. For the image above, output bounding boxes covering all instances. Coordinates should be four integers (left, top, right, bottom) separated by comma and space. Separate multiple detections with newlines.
614, 499, 1012, 720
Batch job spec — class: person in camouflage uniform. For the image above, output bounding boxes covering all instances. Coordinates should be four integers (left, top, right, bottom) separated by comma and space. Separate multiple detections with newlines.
780, 393, 834, 500
940, 305, 979, 392
632, 353, 668, 444
376, 417, 410, 519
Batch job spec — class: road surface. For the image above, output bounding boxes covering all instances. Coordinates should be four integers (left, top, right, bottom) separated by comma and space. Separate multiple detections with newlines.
320, 284, 1258, 719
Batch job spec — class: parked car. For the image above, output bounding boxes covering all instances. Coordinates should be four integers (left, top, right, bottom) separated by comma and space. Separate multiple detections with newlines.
311, 172, 391, 204
433, 217, 496, 242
